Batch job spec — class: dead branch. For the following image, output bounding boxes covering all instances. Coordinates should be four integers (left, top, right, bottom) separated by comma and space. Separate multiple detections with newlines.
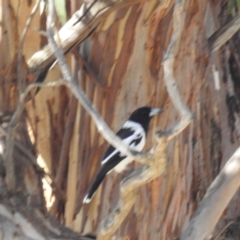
4, 80, 64, 191
73, 51, 103, 87
159, 0, 193, 141
180, 147, 240, 240
0, 123, 65, 201
0, 203, 95, 240
50, 96, 78, 215
17, 0, 41, 93
0, 211, 36, 240
208, 12, 240, 52
4, 0, 41, 192
27, 0, 144, 84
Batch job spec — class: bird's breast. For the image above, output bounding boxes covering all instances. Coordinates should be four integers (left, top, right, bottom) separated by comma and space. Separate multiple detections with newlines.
114, 133, 146, 173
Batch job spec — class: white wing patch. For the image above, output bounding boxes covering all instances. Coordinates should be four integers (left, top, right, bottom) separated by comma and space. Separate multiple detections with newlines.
101, 149, 118, 165
101, 121, 146, 172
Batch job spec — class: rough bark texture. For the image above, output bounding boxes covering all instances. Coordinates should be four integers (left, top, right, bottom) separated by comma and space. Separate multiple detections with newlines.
1, 0, 240, 239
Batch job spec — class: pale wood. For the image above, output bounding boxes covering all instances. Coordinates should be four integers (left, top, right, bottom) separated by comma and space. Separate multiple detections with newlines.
180, 147, 240, 240
209, 12, 240, 52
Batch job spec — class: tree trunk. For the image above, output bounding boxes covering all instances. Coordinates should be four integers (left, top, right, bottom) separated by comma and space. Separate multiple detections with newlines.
1, 0, 240, 239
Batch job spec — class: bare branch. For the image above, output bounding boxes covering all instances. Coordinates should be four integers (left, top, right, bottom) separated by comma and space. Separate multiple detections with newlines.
27, 0, 144, 83
4, 80, 64, 190
17, 0, 41, 93
73, 51, 104, 87
50, 96, 78, 215
180, 147, 240, 240
0, 210, 37, 240
160, 0, 193, 141
208, 12, 240, 52
12, 139, 66, 201
4, 0, 41, 191
214, 220, 235, 240
0, 204, 95, 240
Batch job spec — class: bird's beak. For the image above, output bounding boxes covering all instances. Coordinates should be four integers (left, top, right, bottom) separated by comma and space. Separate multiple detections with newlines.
149, 108, 164, 117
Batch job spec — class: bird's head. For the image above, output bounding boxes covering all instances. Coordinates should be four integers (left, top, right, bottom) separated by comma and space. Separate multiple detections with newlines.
128, 106, 163, 132
129, 106, 163, 120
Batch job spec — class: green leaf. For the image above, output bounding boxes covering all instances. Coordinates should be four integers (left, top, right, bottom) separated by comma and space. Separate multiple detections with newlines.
54, 0, 67, 25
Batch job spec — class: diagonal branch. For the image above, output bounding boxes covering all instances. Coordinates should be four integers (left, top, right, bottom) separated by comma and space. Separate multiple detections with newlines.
50, 96, 78, 215
180, 147, 240, 240
17, 0, 41, 93
4, 0, 43, 191
4, 80, 65, 190
27, 0, 144, 84
208, 12, 240, 53
0, 203, 95, 240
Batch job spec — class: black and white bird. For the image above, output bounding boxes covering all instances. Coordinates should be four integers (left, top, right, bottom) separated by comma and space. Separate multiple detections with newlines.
83, 106, 163, 203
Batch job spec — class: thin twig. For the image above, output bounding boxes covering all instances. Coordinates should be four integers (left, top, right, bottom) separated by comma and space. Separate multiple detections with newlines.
2, 0, 14, 59
73, 50, 104, 87
1, 123, 66, 202
50, 96, 78, 215
27, 0, 144, 85
14, 140, 66, 201
17, 0, 41, 93
0, 203, 95, 240
159, 0, 193, 141
4, 80, 65, 190
214, 220, 235, 240
72, 0, 99, 26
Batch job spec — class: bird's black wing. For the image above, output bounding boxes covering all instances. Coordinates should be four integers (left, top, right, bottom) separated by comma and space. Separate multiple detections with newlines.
101, 127, 135, 164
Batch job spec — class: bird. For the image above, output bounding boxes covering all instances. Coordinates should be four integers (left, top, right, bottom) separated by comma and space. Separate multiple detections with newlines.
83, 106, 163, 203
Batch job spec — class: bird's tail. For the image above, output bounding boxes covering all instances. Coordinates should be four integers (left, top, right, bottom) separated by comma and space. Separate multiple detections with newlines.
83, 157, 122, 203
83, 169, 107, 203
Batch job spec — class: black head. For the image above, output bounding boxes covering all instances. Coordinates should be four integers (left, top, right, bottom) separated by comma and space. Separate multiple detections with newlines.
128, 106, 163, 133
